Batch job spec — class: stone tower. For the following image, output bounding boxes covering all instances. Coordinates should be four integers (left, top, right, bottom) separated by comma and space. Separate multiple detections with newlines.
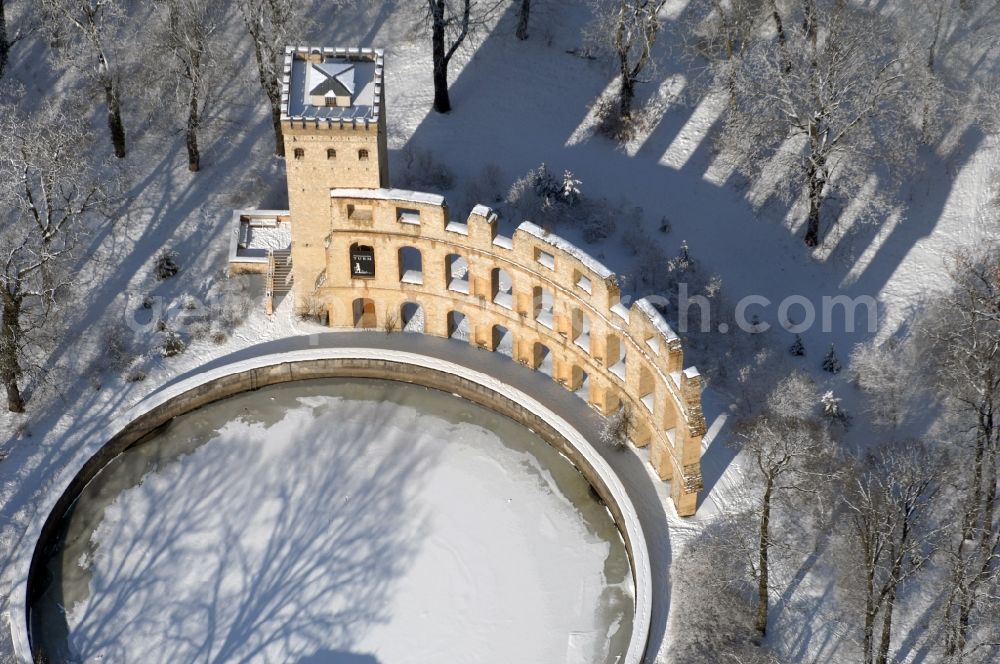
280, 46, 388, 303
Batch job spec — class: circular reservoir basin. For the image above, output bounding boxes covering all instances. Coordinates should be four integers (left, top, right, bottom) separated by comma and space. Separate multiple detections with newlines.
30, 378, 634, 663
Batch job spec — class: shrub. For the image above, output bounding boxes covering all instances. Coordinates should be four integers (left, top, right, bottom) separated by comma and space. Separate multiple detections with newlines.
462, 162, 505, 213
600, 404, 633, 449
161, 329, 186, 357
125, 370, 146, 383
298, 294, 328, 324
582, 215, 615, 244
396, 145, 455, 190
154, 249, 179, 280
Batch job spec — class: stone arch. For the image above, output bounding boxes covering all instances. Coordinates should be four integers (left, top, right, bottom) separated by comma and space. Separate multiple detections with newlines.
607, 334, 627, 380
401, 301, 424, 333
637, 363, 655, 413
570, 365, 589, 398
352, 298, 376, 328
532, 341, 553, 376
447, 310, 468, 341
532, 286, 554, 329
398, 246, 422, 284
490, 267, 513, 309
571, 308, 591, 353
491, 324, 513, 357
445, 253, 469, 293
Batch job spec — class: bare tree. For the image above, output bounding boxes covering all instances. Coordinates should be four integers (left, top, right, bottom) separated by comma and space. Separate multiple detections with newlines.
899, 0, 1000, 142
717, 0, 916, 247
841, 441, 941, 664
1, 0, 10, 77
40, 0, 128, 158
0, 104, 110, 412
682, 0, 768, 93
588, 0, 668, 120
735, 412, 828, 636
425, 0, 501, 113
237, 0, 306, 157
917, 244, 1000, 659
849, 337, 923, 429
156, 0, 225, 172
0, 0, 34, 78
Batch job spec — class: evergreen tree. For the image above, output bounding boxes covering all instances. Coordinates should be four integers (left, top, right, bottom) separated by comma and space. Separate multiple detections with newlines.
789, 334, 805, 356
822, 345, 841, 373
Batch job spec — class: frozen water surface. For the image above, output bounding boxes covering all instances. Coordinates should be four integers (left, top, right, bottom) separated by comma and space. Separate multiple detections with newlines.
31, 378, 633, 664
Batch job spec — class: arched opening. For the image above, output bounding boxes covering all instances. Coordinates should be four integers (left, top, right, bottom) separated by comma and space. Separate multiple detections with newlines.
398, 246, 423, 284
571, 308, 591, 353
326, 148, 336, 159
293, 148, 304, 160
637, 364, 655, 413
532, 286, 554, 329
571, 365, 590, 400
532, 342, 553, 377
358, 148, 369, 161
401, 302, 424, 333
492, 325, 513, 357
446, 253, 469, 293
447, 310, 468, 341
608, 334, 627, 380
490, 268, 513, 309
352, 298, 376, 329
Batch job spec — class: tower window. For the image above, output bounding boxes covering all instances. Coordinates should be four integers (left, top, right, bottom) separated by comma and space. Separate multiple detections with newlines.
293, 148, 305, 160
358, 149, 369, 161
327, 148, 337, 160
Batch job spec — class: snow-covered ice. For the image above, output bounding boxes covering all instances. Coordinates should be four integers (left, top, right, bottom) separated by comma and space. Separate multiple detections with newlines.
32, 378, 633, 664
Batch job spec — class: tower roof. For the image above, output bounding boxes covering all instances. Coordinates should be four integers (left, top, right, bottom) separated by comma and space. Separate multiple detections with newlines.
281, 47, 384, 125
308, 61, 355, 99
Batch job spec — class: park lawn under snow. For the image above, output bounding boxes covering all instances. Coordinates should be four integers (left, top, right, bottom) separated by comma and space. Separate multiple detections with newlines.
0, 1, 998, 663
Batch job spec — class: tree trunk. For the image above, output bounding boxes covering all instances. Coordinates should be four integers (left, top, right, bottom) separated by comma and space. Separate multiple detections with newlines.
516, 0, 530, 40
804, 158, 826, 247
755, 476, 774, 637
186, 81, 201, 171
863, 556, 878, 664
1, 294, 24, 413
0, 0, 8, 79
104, 78, 127, 158
619, 58, 635, 119
769, 0, 790, 73
876, 544, 906, 664
270, 99, 285, 157
244, 14, 285, 157
431, 7, 451, 113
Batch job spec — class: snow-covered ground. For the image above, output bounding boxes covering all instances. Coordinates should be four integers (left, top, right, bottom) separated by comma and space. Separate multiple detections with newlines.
32, 378, 631, 664
1, 0, 998, 662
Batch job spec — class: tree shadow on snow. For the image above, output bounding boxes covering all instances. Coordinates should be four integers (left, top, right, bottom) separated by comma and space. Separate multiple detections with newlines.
31, 408, 433, 663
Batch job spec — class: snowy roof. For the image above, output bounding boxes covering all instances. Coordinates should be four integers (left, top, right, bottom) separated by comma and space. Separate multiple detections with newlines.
635, 298, 680, 342
330, 188, 446, 207
517, 222, 614, 279
281, 47, 383, 123
307, 61, 355, 99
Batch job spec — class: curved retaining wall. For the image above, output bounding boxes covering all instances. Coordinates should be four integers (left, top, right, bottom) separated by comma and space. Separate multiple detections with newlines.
9, 349, 652, 664
289, 188, 706, 515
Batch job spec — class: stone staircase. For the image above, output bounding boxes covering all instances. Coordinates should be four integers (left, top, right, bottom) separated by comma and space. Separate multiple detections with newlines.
271, 249, 293, 293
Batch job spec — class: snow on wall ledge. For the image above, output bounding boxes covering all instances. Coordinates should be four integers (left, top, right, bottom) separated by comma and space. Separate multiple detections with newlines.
7, 349, 652, 664
276, 188, 706, 516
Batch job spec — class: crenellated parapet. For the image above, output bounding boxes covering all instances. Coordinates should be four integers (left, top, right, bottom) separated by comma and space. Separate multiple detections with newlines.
289, 187, 706, 516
